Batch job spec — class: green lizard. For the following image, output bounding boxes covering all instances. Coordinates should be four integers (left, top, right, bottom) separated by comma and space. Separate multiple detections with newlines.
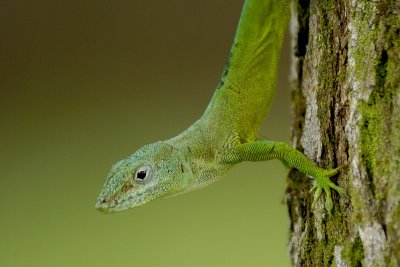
95, 0, 345, 214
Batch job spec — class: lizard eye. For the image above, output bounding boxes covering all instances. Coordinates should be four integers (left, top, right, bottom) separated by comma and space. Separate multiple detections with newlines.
134, 165, 152, 182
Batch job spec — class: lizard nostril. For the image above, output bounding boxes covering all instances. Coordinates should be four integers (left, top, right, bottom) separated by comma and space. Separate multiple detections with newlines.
101, 198, 107, 204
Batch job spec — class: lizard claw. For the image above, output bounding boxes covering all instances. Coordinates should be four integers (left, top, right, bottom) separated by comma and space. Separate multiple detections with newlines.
312, 167, 346, 214
311, 185, 322, 208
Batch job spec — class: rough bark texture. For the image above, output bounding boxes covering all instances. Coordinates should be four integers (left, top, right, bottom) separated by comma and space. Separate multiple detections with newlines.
286, 0, 400, 266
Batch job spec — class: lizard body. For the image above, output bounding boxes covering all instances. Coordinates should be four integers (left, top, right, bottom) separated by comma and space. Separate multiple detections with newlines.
96, 0, 345, 213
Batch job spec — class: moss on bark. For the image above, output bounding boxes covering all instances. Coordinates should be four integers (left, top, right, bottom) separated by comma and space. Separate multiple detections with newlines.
288, 0, 400, 266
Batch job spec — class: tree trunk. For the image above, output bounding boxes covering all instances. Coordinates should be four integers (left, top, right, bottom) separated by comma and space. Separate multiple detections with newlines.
287, 0, 400, 266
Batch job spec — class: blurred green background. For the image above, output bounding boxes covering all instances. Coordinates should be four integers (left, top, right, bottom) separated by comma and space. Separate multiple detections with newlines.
0, 0, 292, 266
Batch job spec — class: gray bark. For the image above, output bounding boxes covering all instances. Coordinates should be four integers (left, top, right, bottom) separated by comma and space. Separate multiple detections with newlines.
287, 0, 400, 266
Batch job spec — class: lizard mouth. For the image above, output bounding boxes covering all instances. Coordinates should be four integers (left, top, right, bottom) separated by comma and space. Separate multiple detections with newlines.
95, 189, 151, 213
95, 200, 128, 213
95, 196, 129, 213
95, 204, 111, 213
95, 197, 116, 213
95, 191, 128, 213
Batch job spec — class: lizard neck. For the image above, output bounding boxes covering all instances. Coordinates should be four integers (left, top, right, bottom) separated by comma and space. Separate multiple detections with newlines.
165, 118, 235, 190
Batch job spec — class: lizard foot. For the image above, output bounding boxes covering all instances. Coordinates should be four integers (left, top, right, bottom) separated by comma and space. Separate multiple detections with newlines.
309, 167, 346, 214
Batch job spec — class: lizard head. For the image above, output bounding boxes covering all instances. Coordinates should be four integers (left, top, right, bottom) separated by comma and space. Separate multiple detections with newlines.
95, 141, 194, 213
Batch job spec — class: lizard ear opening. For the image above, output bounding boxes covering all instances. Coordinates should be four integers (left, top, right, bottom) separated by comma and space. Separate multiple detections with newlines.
134, 165, 152, 183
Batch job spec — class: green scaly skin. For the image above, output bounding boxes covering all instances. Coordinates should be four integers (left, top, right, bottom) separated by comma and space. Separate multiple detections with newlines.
95, 0, 346, 214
